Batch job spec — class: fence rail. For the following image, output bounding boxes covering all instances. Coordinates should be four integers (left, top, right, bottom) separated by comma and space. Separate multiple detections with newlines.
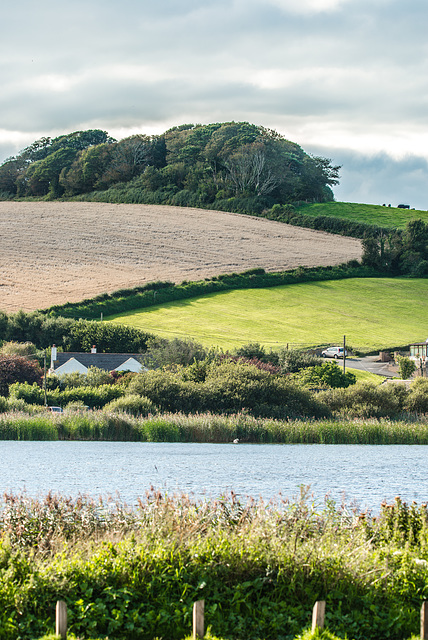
54, 598, 428, 639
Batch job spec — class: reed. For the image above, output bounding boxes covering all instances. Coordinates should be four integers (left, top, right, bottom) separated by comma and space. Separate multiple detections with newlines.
1, 411, 428, 443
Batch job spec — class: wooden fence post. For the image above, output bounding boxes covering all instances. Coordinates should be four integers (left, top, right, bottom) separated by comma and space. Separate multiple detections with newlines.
56, 600, 67, 639
193, 599, 205, 639
421, 601, 428, 640
312, 600, 326, 632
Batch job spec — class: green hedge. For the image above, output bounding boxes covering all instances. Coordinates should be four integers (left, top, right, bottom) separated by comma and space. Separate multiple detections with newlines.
42, 264, 381, 320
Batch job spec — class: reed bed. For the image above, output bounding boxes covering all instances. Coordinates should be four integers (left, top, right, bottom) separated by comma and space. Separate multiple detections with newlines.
1, 410, 428, 444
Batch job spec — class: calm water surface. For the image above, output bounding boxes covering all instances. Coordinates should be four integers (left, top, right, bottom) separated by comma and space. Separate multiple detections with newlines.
1, 441, 427, 512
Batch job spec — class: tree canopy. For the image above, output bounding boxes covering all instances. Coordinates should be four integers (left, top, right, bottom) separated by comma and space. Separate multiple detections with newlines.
0, 122, 340, 205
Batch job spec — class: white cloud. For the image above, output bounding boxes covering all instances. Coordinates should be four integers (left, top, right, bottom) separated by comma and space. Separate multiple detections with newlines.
263, 0, 349, 14
0, 0, 427, 206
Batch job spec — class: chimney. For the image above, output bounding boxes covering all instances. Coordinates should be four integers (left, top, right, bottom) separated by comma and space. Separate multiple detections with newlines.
50, 345, 57, 369
91, 345, 97, 354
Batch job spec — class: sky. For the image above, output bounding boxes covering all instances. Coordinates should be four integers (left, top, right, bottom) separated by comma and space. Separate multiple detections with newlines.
1, 0, 427, 209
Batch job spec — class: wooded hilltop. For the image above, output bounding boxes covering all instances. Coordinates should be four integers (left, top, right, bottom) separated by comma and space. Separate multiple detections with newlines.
0, 122, 340, 209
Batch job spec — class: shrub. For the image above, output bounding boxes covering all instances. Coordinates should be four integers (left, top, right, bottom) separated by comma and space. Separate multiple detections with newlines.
278, 348, 320, 373
0, 396, 8, 412
318, 381, 408, 418
58, 384, 123, 409
296, 361, 357, 389
0, 355, 43, 396
104, 394, 158, 416
0, 341, 38, 356
396, 355, 417, 380
143, 337, 208, 368
233, 342, 267, 361
406, 378, 428, 413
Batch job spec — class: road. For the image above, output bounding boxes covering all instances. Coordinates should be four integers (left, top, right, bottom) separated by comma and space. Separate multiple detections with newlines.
341, 355, 397, 378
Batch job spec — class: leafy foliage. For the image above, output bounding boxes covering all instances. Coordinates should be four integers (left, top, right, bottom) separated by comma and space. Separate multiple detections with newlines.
296, 361, 357, 389
396, 355, 417, 380
1, 122, 338, 205
0, 355, 42, 396
0, 491, 428, 640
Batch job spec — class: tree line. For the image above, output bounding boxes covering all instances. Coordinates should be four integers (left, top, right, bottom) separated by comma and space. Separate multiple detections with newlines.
0, 122, 340, 206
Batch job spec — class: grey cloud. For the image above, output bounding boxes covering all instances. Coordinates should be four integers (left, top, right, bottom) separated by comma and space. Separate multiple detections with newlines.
310, 147, 428, 212
0, 0, 428, 217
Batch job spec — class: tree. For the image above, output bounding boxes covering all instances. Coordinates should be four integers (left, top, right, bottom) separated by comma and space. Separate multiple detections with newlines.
396, 355, 416, 380
0, 355, 43, 396
18, 148, 77, 197
225, 143, 280, 196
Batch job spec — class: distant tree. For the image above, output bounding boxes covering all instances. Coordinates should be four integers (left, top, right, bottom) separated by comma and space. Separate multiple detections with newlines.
60, 143, 113, 195
18, 148, 77, 197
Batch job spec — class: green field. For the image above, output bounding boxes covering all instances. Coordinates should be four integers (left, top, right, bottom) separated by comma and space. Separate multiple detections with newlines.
295, 201, 428, 228
108, 277, 428, 352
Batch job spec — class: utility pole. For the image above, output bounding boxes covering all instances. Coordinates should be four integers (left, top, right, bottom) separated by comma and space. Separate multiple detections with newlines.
43, 349, 47, 406
343, 335, 346, 374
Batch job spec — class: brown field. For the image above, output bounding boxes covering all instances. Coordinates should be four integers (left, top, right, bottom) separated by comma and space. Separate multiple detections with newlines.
0, 201, 362, 313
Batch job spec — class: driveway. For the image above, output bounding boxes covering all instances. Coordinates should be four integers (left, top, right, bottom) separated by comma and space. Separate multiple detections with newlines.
344, 355, 397, 378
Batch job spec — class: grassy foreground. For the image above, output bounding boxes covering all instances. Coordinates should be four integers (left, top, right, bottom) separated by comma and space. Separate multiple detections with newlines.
2, 411, 428, 444
294, 201, 428, 229
108, 277, 428, 352
2, 490, 428, 640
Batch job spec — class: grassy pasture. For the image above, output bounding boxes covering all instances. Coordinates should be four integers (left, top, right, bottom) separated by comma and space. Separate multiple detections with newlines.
108, 277, 428, 353
295, 201, 428, 228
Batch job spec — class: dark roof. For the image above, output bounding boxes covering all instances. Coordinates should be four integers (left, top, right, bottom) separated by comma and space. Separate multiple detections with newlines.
53, 352, 144, 372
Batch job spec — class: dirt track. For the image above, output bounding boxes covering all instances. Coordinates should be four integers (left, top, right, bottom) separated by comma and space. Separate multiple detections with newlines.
0, 201, 362, 312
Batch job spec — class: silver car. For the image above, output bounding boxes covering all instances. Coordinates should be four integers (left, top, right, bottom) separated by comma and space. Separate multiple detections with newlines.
321, 346, 347, 359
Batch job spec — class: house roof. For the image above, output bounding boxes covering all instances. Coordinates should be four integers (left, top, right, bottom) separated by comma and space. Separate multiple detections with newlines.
52, 352, 145, 373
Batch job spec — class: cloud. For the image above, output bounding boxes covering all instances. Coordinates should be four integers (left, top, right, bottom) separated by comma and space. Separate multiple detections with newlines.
0, 0, 427, 207
311, 148, 428, 211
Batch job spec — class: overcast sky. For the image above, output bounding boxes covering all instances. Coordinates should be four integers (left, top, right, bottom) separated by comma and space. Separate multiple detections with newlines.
1, 0, 427, 209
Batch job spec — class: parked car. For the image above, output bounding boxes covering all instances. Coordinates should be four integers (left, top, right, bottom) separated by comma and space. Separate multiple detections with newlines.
321, 346, 347, 359
47, 406, 63, 413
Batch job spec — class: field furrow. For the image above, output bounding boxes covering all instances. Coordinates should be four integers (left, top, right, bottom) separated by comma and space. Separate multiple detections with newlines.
0, 201, 362, 312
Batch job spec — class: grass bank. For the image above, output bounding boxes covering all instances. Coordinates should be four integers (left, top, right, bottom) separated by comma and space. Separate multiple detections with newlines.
2, 411, 428, 444
107, 277, 428, 352
294, 201, 428, 229
2, 491, 428, 640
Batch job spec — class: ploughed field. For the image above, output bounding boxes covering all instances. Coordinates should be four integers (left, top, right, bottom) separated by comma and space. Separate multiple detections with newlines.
0, 201, 362, 312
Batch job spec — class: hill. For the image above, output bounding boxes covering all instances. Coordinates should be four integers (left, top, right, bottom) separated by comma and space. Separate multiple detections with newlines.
107, 277, 428, 353
0, 122, 339, 208
0, 201, 361, 313
294, 201, 428, 228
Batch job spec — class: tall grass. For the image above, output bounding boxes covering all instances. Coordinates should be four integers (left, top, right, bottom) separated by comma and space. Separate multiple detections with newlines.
1, 410, 428, 443
1, 490, 428, 639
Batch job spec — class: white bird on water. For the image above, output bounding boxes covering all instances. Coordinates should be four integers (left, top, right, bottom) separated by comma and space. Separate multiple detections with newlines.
233, 438, 239, 444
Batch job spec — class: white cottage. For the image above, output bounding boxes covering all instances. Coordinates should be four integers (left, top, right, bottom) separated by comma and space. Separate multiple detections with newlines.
50, 345, 146, 375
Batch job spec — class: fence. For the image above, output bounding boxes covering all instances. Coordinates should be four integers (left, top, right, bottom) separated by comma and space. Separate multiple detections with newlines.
54, 598, 428, 639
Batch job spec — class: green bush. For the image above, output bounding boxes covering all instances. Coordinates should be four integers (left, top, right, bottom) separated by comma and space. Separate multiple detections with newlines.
104, 394, 158, 416
57, 384, 123, 409
278, 348, 320, 373
296, 361, 357, 389
9, 381, 45, 404
318, 381, 408, 418
406, 378, 428, 413
396, 355, 417, 380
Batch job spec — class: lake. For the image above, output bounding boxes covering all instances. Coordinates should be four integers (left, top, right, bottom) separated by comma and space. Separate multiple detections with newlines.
1, 441, 427, 512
